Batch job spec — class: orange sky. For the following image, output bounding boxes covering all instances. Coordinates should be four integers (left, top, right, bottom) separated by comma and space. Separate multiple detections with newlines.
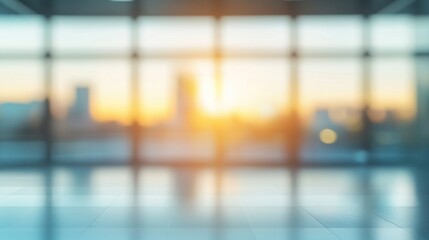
0, 16, 418, 125
0, 58, 417, 126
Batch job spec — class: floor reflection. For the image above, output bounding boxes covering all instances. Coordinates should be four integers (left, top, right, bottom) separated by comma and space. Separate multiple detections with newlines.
0, 166, 428, 240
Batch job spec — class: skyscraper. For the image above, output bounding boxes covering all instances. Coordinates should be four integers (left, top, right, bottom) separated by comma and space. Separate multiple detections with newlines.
68, 86, 92, 128
169, 71, 198, 132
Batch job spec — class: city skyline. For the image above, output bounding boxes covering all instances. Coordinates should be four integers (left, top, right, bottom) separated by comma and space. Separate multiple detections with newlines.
0, 15, 418, 126
0, 60, 416, 126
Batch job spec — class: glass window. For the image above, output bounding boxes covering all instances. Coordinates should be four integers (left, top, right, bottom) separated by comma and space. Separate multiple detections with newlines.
370, 15, 415, 54
52, 17, 132, 55
370, 57, 416, 161
139, 58, 216, 162
298, 16, 363, 54
0, 60, 45, 163
139, 17, 215, 54
52, 59, 131, 163
416, 16, 429, 52
222, 58, 289, 162
299, 58, 363, 163
416, 57, 429, 160
221, 16, 290, 53
0, 16, 44, 55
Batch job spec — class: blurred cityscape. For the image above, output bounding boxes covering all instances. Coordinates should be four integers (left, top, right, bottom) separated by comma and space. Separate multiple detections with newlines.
1, 0, 429, 239
0, 2, 428, 165
0, 68, 417, 163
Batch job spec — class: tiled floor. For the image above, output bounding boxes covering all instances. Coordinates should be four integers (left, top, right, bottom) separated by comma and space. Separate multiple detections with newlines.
0, 166, 428, 240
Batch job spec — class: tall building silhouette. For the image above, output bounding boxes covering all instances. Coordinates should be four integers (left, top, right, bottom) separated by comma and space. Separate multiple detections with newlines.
68, 86, 92, 128
169, 71, 198, 132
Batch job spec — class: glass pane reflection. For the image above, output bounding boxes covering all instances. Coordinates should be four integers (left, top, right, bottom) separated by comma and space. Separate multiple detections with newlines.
416, 16, 429, 52
52, 59, 131, 163
299, 58, 363, 163
0, 60, 45, 163
370, 15, 415, 54
139, 17, 215, 54
139, 58, 216, 162
0, 16, 44, 55
370, 57, 416, 161
0, 13, 424, 165
298, 16, 363, 54
1, 167, 427, 239
221, 16, 290, 53
416, 58, 429, 160
52, 17, 132, 55
222, 58, 289, 162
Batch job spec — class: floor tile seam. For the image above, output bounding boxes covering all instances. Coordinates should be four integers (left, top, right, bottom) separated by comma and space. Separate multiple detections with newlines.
368, 208, 406, 229
300, 206, 343, 240
75, 205, 111, 240
239, 205, 258, 240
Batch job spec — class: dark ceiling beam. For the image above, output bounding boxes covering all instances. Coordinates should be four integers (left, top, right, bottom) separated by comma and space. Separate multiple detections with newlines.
0, 0, 35, 14
377, 0, 416, 13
